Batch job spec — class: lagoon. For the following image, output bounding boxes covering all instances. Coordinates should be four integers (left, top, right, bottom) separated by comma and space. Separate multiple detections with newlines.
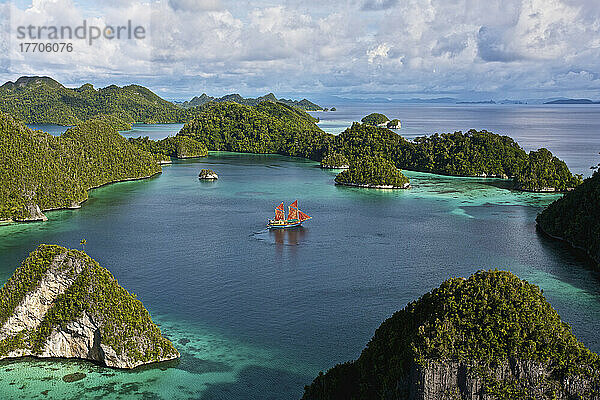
4, 104, 600, 399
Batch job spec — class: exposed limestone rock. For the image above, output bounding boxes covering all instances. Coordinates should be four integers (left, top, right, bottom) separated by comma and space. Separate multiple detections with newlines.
302, 270, 600, 400
14, 203, 47, 222
0, 245, 179, 369
198, 169, 219, 180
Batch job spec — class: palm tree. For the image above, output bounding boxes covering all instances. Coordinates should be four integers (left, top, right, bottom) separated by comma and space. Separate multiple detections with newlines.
80, 239, 87, 252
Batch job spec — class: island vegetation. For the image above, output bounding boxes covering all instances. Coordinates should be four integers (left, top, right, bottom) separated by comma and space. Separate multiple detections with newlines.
536, 166, 600, 267
178, 101, 333, 160
0, 244, 179, 368
0, 76, 196, 125
334, 156, 410, 188
0, 112, 163, 222
177, 104, 582, 192
128, 135, 208, 159
198, 169, 219, 180
360, 112, 390, 126
302, 270, 600, 400
176, 92, 324, 111
387, 118, 401, 129
320, 152, 349, 169
0, 76, 580, 195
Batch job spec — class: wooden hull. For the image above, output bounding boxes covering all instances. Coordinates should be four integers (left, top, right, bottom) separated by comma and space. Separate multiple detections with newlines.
267, 220, 303, 229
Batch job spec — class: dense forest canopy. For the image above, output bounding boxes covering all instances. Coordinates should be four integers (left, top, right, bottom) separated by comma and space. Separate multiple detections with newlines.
537, 170, 600, 266
0, 76, 197, 125
302, 270, 600, 400
128, 135, 208, 159
0, 112, 162, 221
361, 113, 390, 125
176, 92, 324, 111
320, 152, 349, 168
178, 101, 333, 160
334, 156, 410, 187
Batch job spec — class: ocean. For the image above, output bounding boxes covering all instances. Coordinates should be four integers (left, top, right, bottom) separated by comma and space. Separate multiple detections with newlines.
1, 104, 599, 399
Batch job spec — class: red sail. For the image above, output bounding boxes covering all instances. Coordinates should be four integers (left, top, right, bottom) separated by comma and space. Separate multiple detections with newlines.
288, 206, 298, 220
290, 200, 298, 208
298, 210, 311, 222
275, 202, 285, 220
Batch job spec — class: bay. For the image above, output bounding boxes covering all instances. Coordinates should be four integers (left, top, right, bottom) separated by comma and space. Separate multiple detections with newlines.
4, 104, 600, 399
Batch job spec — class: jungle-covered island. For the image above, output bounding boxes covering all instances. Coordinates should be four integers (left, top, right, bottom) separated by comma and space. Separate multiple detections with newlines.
0, 112, 164, 222
334, 156, 410, 189
176, 102, 582, 192
0, 76, 195, 125
176, 92, 324, 111
0, 244, 179, 368
537, 168, 600, 268
302, 270, 600, 400
361, 113, 401, 129
361, 112, 390, 125
0, 76, 326, 126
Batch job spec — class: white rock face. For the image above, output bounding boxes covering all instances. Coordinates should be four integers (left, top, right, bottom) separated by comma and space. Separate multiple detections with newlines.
14, 203, 47, 222
0, 253, 79, 340
199, 170, 219, 180
0, 248, 179, 368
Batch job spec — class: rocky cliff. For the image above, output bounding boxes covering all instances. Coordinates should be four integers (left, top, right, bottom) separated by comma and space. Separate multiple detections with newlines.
0, 245, 179, 368
536, 171, 600, 268
302, 270, 600, 400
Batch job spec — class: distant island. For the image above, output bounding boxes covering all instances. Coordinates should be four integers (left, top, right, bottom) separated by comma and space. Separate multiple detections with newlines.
457, 100, 496, 104
334, 156, 410, 189
537, 168, 600, 268
0, 244, 179, 368
360, 113, 401, 129
0, 76, 194, 125
175, 92, 324, 111
544, 99, 600, 104
302, 270, 600, 400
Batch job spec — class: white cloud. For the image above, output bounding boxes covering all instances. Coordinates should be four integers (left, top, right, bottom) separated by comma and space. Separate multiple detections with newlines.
367, 43, 389, 63
2, 0, 600, 100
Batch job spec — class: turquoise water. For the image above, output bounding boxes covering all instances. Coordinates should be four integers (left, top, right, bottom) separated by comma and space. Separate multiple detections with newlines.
3, 107, 600, 399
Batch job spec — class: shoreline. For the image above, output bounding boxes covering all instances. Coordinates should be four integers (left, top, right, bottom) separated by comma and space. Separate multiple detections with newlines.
2, 171, 163, 226
536, 223, 599, 269
320, 164, 349, 169
335, 181, 411, 189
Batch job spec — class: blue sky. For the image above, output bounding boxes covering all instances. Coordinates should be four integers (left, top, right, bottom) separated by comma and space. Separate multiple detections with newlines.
1, 0, 600, 102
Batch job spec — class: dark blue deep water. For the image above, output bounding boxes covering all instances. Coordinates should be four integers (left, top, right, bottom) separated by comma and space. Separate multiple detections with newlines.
4, 104, 600, 399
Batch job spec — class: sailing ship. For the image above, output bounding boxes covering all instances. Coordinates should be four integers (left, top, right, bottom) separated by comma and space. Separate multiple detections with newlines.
267, 200, 312, 229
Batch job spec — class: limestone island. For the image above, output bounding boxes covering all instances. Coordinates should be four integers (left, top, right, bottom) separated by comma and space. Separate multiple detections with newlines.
537, 169, 600, 268
0, 245, 179, 369
335, 156, 410, 189
302, 270, 600, 400
199, 169, 219, 180
361, 113, 401, 129
0, 113, 165, 223
320, 152, 349, 169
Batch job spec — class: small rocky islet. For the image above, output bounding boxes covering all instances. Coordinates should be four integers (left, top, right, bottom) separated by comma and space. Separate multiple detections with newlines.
198, 169, 219, 180
0, 244, 179, 369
